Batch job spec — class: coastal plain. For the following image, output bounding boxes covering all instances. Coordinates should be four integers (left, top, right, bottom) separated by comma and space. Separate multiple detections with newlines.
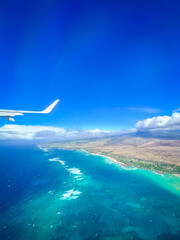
45, 135, 180, 175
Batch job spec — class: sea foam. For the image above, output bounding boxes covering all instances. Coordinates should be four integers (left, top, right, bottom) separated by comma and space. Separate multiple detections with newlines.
49, 157, 66, 166
60, 189, 81, 200
67, 168, 82, 175
38, 145, 49, 152
120, 165, 137, 171
67, 167, 84, 181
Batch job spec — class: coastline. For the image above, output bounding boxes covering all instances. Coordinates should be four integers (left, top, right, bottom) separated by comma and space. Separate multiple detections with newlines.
41, 145, 180, 177
90, 152, 180, 177
76, 149, 127, 166
86, 152, 127, 166
76, 149, 180, 177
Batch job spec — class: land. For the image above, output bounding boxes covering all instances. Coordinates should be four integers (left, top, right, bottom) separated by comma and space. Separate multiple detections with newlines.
44, 134, 180, 175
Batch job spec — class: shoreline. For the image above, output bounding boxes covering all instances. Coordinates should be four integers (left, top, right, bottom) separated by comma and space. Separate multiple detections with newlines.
87, 152, 128, 167
85, 151, 180, 177
78, 149, 180, 176
77, 149, 127, 166
41, 145, 180, 177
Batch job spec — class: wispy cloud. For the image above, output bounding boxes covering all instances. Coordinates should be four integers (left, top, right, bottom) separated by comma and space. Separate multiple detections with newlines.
136, 112, 180, 130
173, 107, 180, 112
128, 107, 161, 113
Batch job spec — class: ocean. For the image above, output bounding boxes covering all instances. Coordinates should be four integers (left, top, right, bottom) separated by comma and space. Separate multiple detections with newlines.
0, 145, 180, 240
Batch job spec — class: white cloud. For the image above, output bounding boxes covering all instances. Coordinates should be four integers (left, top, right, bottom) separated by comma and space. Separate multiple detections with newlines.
0, 124, 115, 140
136, 112, 180, 130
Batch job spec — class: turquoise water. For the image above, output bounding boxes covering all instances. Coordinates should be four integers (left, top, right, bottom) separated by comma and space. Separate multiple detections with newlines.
0, 145, 180, 240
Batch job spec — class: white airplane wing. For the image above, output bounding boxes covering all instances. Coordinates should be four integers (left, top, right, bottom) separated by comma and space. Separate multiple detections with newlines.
0, 99, 59, 122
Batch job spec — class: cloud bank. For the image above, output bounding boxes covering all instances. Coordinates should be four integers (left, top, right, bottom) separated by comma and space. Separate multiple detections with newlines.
0, 124, 116, 141
1, 111, 179, 141
136, 112, 180, 130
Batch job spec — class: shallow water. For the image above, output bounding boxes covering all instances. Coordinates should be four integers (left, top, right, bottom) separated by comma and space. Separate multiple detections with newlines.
0, 145, 180, 240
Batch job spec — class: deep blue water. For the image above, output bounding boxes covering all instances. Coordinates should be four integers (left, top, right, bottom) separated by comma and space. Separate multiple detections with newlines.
0, 145, 180, 240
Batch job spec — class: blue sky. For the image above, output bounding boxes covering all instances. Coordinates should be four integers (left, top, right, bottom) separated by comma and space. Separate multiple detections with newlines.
0, 0, 180, 132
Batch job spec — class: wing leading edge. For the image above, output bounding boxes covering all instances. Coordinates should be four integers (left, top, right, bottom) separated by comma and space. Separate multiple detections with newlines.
0, 99, 60, 122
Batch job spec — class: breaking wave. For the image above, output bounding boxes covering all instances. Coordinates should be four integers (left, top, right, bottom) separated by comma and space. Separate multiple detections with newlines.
67, 167, 82, 175
49, 157, 66, 166
38, 145, 49, 152
60, 189, 81, 200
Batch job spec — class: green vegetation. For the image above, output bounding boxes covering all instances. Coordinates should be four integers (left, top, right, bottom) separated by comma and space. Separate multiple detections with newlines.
102, 152, 180, 175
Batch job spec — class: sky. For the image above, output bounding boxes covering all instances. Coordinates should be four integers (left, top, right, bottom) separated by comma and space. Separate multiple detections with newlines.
0, 0, 180, 139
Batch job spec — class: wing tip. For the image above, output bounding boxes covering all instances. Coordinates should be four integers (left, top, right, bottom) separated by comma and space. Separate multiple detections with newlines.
42, 99, 60, 114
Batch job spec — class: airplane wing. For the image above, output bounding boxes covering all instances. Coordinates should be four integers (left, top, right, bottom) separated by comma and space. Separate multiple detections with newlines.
0, 99, 59, 122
